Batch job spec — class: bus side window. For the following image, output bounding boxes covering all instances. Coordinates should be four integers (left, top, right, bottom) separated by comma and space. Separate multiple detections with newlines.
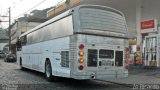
16, 40, 22, 51
21, 36, 27, 46
17, 35, 27, 51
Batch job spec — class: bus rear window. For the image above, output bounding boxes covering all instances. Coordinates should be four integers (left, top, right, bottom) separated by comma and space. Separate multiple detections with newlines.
79, 8, 127, 34
99, 49, 114, 59
87, 49, 98, 67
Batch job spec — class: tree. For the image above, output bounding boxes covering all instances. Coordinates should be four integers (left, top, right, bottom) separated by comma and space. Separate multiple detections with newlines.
18, 7, 53, 22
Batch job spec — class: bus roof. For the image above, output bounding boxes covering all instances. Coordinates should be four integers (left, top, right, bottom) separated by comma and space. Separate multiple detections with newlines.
19, 4, 125, 38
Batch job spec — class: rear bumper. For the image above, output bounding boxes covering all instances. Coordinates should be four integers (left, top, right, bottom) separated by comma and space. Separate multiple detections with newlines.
71, 70, 128, 80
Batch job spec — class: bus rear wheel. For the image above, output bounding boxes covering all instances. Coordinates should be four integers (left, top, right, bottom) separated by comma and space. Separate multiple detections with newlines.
45, 60, 58, 82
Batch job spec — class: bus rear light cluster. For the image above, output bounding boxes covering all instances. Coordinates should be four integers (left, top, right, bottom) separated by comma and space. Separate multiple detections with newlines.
78, 44, 85, 70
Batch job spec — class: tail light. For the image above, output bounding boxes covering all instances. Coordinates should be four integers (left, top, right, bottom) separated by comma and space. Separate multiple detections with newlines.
78, 65, 84, 70
79, 58, 85, 63
79, 51, 85, 56
79, 44, 84, 50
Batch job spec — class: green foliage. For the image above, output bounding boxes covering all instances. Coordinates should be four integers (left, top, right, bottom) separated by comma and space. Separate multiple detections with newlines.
18, 7, 53, 22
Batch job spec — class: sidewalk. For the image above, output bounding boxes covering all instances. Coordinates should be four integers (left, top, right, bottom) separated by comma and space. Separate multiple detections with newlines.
105, 66, 160, 84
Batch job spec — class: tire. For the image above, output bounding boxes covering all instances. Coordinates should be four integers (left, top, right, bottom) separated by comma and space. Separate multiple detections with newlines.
45, 60, 58, 82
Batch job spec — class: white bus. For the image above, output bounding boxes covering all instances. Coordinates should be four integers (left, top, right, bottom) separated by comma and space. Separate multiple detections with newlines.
16, 5, 129, 81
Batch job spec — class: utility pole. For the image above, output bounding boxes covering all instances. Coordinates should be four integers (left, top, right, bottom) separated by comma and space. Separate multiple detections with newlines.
0, 7, 11, 51
9, 7, 11, 51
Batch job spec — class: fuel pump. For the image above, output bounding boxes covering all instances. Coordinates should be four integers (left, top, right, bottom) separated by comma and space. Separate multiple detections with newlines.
145, 35, 159, 67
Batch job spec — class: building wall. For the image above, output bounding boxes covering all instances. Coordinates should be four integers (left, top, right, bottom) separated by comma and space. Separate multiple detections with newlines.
0, 29, 9, 40
0, 29, 9, 51
11, 21, 41, 44
10, 21, 41, 54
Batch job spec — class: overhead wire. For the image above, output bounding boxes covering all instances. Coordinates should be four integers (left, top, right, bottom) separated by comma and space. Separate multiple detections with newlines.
13, 0, 46, 19
0, 0, 47, 28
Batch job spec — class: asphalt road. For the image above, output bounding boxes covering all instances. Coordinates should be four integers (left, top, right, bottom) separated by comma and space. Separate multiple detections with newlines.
0, 59, 132, 90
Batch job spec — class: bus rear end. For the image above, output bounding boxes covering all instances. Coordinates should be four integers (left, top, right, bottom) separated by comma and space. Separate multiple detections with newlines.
70, 5, 129, 80
71, 35, 128, 80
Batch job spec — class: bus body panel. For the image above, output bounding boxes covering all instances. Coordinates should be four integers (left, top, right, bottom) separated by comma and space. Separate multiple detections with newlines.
41, 36, 71, 77
20, 37, 71, 78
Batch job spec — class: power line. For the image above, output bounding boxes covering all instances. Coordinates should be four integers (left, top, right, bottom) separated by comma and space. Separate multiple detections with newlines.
13, 0, 46, 19
0, 0, 20, 21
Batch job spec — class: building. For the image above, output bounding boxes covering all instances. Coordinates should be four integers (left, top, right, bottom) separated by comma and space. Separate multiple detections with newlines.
0, 28, 9, 52
10, 21, 42, 54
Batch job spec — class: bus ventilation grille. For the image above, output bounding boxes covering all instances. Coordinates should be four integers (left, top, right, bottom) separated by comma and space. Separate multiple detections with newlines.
61, 51, 69, 68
